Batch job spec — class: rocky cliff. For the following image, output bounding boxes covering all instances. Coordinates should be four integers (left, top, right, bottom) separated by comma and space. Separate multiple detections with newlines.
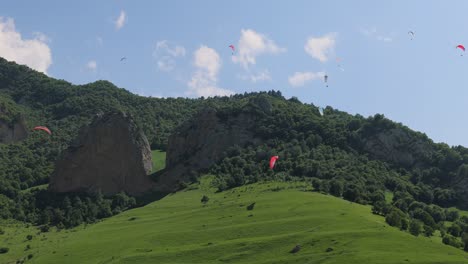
49, 112, 154, 195
0, 115, 28, 143
155, 106, 263, 192
361, 128, 433, 168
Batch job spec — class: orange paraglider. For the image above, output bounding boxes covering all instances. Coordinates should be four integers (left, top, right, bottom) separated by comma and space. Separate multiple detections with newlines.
33, 126, 51, 135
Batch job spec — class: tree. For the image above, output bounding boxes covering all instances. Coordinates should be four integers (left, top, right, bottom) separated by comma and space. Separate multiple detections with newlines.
409, 220, 422, 236
385, 209, 404, 229
448, 223, 462, 237
446, 209, 460, 222
201, 195, 209, 204
423, 225, 434, 237
329, 179, 344, 197
412, 208, 436, 228
443, 234, 462, 248
372, 201, 390, 216
462, 232, 468, 252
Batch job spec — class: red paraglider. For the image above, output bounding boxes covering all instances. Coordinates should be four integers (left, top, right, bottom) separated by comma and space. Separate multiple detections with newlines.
269, 156, 279, 169
457, 45, 465, 56
229, 44, 235, 54
33, 126, 51, 135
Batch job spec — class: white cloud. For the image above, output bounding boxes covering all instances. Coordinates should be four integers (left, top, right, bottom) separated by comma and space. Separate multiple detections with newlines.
153, 40, 186, 72
0, 17, 52, 74
187, 46, 234, 97
115, 10, 127, 30
232, 29, 285, 69
288, 71, 325, 87
304, 33, 337, 62
86, 60, 97, 72
240, 70, 272, 83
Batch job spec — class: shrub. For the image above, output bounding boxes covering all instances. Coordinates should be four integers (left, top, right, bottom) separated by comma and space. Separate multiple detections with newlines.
246, 202, 256, 211
409, 220, 422, 236
443, 234, 462, 248
201, 195, 209, 204
0, 247, 9, 254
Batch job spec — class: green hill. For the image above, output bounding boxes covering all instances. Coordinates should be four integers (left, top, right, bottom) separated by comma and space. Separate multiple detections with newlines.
2, 178, 468, 264
3, 57, 468, 260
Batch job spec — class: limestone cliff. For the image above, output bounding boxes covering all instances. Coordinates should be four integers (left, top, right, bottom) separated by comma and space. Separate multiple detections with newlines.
156, 106, 263, 192
0, 115, 28, 143
49, 112, 154, 195
361, 128, 433, 168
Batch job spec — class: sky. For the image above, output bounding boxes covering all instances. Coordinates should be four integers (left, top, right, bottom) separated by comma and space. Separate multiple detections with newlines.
1, 1, 468, 146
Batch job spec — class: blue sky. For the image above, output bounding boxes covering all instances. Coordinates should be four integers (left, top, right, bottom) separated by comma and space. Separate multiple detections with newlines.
2, 1, 468, 146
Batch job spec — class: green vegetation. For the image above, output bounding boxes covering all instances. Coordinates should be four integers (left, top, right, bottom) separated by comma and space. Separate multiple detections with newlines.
151, 150, 166, 173
3, 57, 468, 257
1, 180, 468, 263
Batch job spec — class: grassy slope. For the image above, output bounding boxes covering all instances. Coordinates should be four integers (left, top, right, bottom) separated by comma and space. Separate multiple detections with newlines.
151, 150, 166, 173
2, 179, 468, 264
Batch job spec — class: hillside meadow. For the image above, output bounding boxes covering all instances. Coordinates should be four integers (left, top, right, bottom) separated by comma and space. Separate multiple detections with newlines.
1, 177, 467, 264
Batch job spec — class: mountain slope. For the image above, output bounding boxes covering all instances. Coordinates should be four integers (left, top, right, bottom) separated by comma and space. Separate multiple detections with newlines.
2, 179, 467, 264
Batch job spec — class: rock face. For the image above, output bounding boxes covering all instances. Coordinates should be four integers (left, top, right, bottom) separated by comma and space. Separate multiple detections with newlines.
362, 128, 432, 168
0, 115, 28, 143
156, 107, 262, 192
49, 112, 154, 195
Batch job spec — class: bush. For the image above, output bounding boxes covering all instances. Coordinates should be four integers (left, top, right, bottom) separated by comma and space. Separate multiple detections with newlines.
26, 234, 32, 241
443, 234, 462, 248
423, 225, 434, 237
409, 220, 422, 236
0, 247, 8, 254
40, 225, 50, 233
28, 254, 33, 259
201, 195, 209, 204
246, 202, 256, 211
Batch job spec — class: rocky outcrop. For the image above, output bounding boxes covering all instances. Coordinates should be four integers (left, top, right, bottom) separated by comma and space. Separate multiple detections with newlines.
49, 112, 154, 195
0, 115, 28, 143
155, 107, 262, 192
362, 128, 433, 168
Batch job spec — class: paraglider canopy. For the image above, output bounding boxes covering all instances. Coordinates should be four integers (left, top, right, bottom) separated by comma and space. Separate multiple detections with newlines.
229, 45, 235, 54
33, 126, 51, 135
318, 107, 324, 116
120, 57, 127, 61
457, 45, 465, 51
408, 31, 415, 40
269, 156, 279, 169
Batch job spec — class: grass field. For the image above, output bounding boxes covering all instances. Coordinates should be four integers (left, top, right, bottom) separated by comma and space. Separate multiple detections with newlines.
151, 150, 166, 173
2, 178, 468, 264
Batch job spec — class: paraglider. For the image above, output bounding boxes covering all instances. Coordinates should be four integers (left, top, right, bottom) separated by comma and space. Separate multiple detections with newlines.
33, 126, 51, 135
408, 31, 415, 40
318, 107, 324, 116
228, 45, 235, 55
269, 156, 279, 170
324, 74, 328, 87
457, 45, 465, 56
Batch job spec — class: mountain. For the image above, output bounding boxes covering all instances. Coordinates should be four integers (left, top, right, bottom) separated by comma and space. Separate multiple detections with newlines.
2, 57, 468, 253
